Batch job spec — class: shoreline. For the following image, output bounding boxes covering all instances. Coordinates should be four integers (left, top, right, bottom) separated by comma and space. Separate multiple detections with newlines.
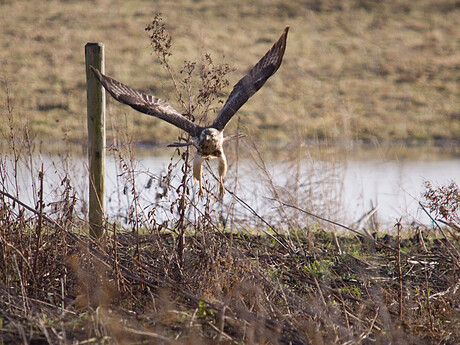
1, 138, 458, 160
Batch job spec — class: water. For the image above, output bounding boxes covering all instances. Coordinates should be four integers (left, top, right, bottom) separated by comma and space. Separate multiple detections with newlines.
342, 159, 459, 225
1, 153, 458, 228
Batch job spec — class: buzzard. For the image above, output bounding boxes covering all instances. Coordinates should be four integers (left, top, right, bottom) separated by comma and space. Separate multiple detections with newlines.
91, 26, 289, 197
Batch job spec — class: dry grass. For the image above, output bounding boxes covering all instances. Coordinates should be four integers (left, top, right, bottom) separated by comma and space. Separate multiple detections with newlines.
1, 190, 460, 344
1, 67, 460, 343
1, 3, 460, 343
1, 0, 459, 148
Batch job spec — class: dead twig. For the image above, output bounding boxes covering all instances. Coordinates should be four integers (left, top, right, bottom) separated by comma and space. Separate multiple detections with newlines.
394, 219, 403, 321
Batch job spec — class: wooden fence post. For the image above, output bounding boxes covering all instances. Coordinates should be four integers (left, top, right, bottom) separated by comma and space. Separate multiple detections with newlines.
85, 43, 106, 238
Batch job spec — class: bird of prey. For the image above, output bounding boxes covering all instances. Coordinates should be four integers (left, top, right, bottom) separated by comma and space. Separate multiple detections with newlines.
91, 26, 289, 197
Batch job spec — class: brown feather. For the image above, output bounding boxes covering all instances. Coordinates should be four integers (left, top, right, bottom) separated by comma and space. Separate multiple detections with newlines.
90, 26, 289, 197
211, 26, 289, 131
90, 66, 202, 137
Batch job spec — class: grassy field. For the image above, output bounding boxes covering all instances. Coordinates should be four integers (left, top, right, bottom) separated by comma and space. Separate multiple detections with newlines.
1, 95, 460, 343
1, 0, 459, 148
1, 1, 460, 343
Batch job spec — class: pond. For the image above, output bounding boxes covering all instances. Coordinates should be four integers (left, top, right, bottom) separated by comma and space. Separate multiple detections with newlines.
2, 152, 458, 229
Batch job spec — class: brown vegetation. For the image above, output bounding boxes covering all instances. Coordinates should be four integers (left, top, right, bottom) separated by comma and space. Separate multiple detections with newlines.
1, 5, 460, 344
1, 0, 459, 147
1, 180, 460, 344
1, 71, 460, 345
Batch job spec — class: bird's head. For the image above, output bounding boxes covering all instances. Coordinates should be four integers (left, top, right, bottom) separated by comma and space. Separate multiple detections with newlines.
200, 128, 222, 142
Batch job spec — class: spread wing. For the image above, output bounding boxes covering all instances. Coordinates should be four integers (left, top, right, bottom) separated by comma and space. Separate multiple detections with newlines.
90, 66, 202, 137
211, 26, 289, 131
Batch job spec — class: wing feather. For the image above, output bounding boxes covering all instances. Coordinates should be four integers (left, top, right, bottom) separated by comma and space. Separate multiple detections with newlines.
212, 26, 289, 131
90, 66, 202, 137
